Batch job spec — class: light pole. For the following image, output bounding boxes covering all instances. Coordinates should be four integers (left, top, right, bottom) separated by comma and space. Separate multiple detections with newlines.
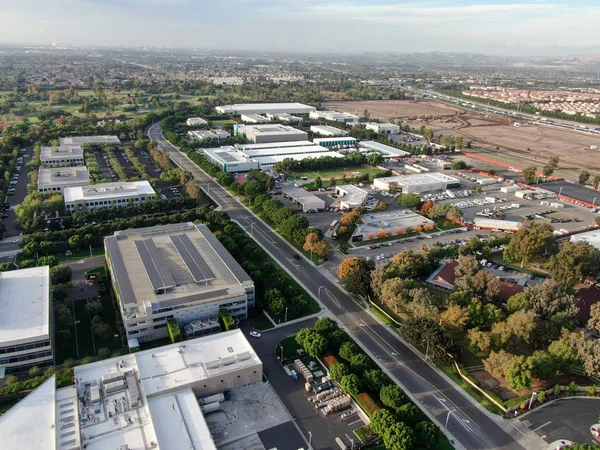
528, 392, 538, 410
280, 346, 284, 362
308, 431, 312, 449
318, 286, 325, 302
594, 197, 597, 206
559, 187, 563, 196
285, 307, 288, 322
445, 408, 456, 429
350, 437, 354, 450
424, 339, 430, 361
89, 244, 93, 258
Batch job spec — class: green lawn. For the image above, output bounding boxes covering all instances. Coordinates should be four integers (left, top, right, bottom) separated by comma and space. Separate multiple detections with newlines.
247, 309, 275, 331
211, 119, 237, 126
277, 335, 304, 362
55, 246, 105, 262
440, 365, 503, 415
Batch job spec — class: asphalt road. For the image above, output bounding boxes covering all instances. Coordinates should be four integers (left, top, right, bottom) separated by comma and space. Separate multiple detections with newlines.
148, 121, 529, 450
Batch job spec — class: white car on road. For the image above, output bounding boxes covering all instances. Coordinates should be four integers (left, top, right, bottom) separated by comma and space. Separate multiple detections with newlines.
249, 331, 262, 338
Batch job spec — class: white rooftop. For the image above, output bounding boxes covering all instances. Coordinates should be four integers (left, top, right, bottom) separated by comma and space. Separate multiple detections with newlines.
336, 184, 369, 206
38, 166, 90, 189
283, 187, 324, 204
241, 144, 333, 158
378, 172, 460, 187
310, 125, 350, 136
0, 266, 50, 346
63, 181, 156, 203
0, 376, 56, 450
216, 102, 315, 114
59, 136, 120, 146
236, 124, 307, 137
313, 137, 356, 143
235, 140, 315, 151
571, 229, 600, 249
360, 140, 411, 157
40, 146, 83, 160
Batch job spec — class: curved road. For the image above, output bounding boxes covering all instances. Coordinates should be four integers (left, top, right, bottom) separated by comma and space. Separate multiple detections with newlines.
148, 121, 532, 450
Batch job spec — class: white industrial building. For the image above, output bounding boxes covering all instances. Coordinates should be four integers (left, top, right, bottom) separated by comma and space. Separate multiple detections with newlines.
474, 218, 523, 231
105, 223, 255, 345
312, 137, 357, 148
0, 266, 53, 374
335, 185, 368, 210
188, 130, 230, 141
353, 210, 435, 242
203, 146, 260, 173
365, 122, 401, 134
63, 180, 156, 212
309, 110, 360, 124
570, 229, 600, 249
233, 124, 308, 143
59, 135, 120, 146
0, 329, 263, 450
373, 172, 461, 194
360, 140, 411, 158
40, 146, 84, 167
38, 166, 90, 193
186, 117, 208, 126
266, 113, 303, 123
283, 187, 325, 212
310, 125, 349, 137
240, 114, 271, 124
216, 102, 316, 115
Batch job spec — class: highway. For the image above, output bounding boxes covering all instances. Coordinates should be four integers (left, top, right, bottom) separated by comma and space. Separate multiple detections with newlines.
148, 121, 533, 450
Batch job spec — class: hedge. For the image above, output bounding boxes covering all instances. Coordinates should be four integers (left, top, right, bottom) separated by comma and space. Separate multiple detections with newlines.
219, 309, 236, 331
167, 319, 182, 343
352, 392, 380, 417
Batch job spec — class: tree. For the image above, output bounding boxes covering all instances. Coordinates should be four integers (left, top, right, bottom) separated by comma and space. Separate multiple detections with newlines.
337, 257, 374, 296
415, 421, 439, 449
380, 278, 412, 313
524, 280, 577, 320
506, 292, 530, 313
505, 355, 533, 390
370, 409, 396, 435
39, 256, 59, 267
0, 262, 15, 272
400, 316, 457, 361
91, 316, 110, 339
367, 153, 383, 166
483, 350, 513, 378
451, 160, 468, 170
387, 250, 426, 279
50, 265, 72, 284
579, 170, 591, 186
329, 177, 336, 187
588, 303, 600, 334
363, 369, 390, 393
314, 176, 323, 189
468, 327, 492, 352
339, 341, 360, 361
384, 421, 416, 450
503, 222, 558, 268
593, 175, 600, 190
446, 206, 463, 222
548, 336, 577, 373
504, 310, 537, 344
407, 288, 439, 318
303, 232, 329, 259
265, 288, 286, 320
399, 193, 421, 209
380, 384, 407, 410
522, 166, 538, 184
330, 363, 351, 382
350, 353, 372, 372
395, 403, 423, 426
68, 235, 83, 250
440, 304, 470, 333
341, 374, 362, 394
370, 266, 388, 299
548, 241, 600, 285
297, 328, 327, 357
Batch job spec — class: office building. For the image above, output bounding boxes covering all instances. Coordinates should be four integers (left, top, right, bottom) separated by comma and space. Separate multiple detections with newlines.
0, 266, 52, 374
240, 114, 271, 124
0, 329, 262, 450
38, 166, 90, 193
365, 122, 401, 134
202, 147, 260, 173
233, 124, 308, 144
105, 223, 255, 345
312, 137, 357, 148
63, 180, 156, 212
335, 185, 368, 210
216, 102, 315, 115
40, 146, 84, 167
373, 172, 460, 194
359, 140, 411, 158
310, 125, 349, 137
188, 130, 230, 141
309, 110, 360, 124
186, 117, 208, 126
59, 135, 120, 147
283, 187, 325, 212
266, 113, 303, 123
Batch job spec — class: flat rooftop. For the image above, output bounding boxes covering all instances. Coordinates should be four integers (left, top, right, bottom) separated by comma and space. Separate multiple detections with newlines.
313, 137, 356, 143
59, 135, 120, 146
0, 266, 50, 346
355, 210, 434, 238
360, 140, 411, 157
283, 187, 324, 203
571, 229, 600, 249
377, 172, 460, 186
313, 110, 359, 120
217, 102, 315, 114
40, 146, 83, 160
235, 140, 315, 151
236, 123, 307, 136
310, 125, 349, 136
336, 184, 369, 205
104, 222, 252, 313
203, 147, 253, 165
63, 181, 155, 203
38, 166, 90, 189
242, 144, 332, 158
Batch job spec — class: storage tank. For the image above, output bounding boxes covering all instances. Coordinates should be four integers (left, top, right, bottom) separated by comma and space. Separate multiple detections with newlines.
199, 393, 225, 405
201, 402, 221, 414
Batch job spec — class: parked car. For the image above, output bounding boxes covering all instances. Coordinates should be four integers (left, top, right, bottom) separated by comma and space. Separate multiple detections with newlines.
249, 331, 262, 338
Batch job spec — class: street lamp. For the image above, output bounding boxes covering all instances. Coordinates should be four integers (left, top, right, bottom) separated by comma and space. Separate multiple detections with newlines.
280, 346, 284, 362
445, 408, 457, 428
318, 286, 325, 301
285, 307, 288, 322
528, 392, 538, 410
559, 187, 563, 196
423, 339, 430, 361
308, 431, 312, 449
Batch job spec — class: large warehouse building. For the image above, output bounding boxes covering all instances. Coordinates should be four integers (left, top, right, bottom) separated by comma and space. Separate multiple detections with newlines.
216, 102, 316, 115
313, 137, 357, 148
202, 146, 260, 173
0, 329, 263, 450
105, 223, 255, 345
373, 172, 461, 193
309, 110, 360, 124
38, 165, 90, 192
63, 180, 156, 212
310, 125, 349, 137
233, 124, 308, 143
283, 187, 325, 212
365, 122, 401, 134
0, 266, 53, 374
59, 135, 120, 146
359, 140, 411, 158
40, 146, 84, 167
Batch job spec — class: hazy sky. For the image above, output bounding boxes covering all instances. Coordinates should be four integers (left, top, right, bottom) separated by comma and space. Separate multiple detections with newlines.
1, 0, 599, 55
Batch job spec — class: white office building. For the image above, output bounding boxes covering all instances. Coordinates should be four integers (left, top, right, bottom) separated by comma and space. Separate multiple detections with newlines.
233, 124, 308, 143
0, 266, 53, 374
38, 166, 90, 193
266, 113, 303, 123
240, 114, 271, 124
40, 146, 84, 167
216, 102, 316, 115
202, 147, 260, 173
335, 185, 368, 210
312, 137, 357, 148
186, 117, 208, 126
0, 329, 263, 450
188, 130, 230, 141
105, 223, 255, 344
571, 229, 600, 249
365, 122, 401, 134
310, 125, 349, 137
283, 187, 325, 212
373, 172, 461, 194
309, 110, 360, 124
360, 140, 411, 158
64, 180, 156, 212
59, 135, 120, 146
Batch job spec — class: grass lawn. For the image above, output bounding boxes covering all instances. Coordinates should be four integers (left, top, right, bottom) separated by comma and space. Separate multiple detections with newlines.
370, 304, 401, 328
288, 166, 385, 182
487, 251, 548, 278
55, 246, 105, 262
440, 365, 503, 415
247, 309, 275, 331
277, 335, 304, 362
211, 119, 237, 126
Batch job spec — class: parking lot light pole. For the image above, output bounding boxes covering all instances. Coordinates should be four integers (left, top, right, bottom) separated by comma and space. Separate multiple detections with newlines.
528, 392, 538, 410
308, 431, 312, 449
445, 408, 456, 429
318, 286, 325, 302
285, 307, 288, 322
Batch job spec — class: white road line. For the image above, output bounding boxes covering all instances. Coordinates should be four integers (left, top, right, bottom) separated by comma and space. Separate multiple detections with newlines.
435, 396, 473, 433
510, 422, 526, 436
347, 419, 362, 427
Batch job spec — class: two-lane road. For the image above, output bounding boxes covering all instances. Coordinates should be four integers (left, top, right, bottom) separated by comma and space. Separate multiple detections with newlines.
148, 122, 532, 450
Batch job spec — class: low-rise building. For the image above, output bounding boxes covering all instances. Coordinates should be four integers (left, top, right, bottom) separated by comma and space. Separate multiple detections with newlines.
202, 146, 260, 173
309, 110, 360, 124
266, 113, 303, 123
352, 210, 435, 242
310, 125, 349, 137
240, 114, 271, 124
365, 122, 401, 134
38, 165, 90, 193
64, 180, 156, 212
40, 146, 84, 167
359, 140, 410, 158
335, 184, 368, 210
59, 135, 120, 147
186, 117, 208, 126
233, 124, 308, 144
105, 222, 255, 345
570, 229, 600, 249
283, 187, 325, 212
188, 130, 230, 141
216, 102, 316, 115
474, 218, 523, 231
0, 266, 52, 374
312, 137, 357, 148
373, 172, 460, 194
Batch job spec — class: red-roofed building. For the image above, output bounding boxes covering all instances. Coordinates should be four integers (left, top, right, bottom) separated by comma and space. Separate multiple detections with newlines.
575, 286, 600, 325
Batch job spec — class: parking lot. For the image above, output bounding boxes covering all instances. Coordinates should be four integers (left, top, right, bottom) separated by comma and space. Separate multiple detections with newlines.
2, 146, 33, 239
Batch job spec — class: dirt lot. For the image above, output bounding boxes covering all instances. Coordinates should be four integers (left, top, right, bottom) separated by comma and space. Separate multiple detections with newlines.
324, 99, 462, 119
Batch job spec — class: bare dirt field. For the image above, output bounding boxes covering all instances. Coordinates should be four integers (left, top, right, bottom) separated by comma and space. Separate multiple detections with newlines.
324, 99, 462, 119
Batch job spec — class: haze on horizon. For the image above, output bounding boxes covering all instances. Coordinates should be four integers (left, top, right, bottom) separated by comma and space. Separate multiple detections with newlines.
1, 0, 599, 56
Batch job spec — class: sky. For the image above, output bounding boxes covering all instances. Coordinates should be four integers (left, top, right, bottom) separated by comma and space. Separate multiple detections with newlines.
1, 0, 599, 56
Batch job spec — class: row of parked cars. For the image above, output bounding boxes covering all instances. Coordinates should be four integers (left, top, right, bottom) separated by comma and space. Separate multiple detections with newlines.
7, 154, 25, 196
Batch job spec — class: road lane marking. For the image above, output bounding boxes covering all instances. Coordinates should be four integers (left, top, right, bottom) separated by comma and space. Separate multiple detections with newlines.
511, 422, 526, 436
323, 288, 341, 308
435, 396, 473, 432
532, 421, 551, 433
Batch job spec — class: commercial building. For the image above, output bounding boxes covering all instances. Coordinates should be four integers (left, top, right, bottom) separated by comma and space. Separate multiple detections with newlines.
309, 110, 360, 124
233, 124, 308, 144
352, 210, 434, 242
0, 329, 263, 450
240, 114, 271, 124
0, 266, 52, 374
63, 180, 156, 212
38, 165, 90, 193
335, 185, 368, 210
359, 140, 411, 158
105, 223, 255, 345
266, 113, 303, 123
373, 172, 460, 194
202, 146, 260, 173
474, 218, 523, 231
186, 117, 208, 126
571, 229, 600, 249
312, 137, 357, 148
188, 130, 230, 141
283, 187, 325, 212
365, 122, 401, 134
310, 125, 349, 137
216, 102, 316, 115
59, 135, 120, 146
40, 146, 84, 167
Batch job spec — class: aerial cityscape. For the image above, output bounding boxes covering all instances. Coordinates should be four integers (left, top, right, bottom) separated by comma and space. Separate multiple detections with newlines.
0, 2, 600, 450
